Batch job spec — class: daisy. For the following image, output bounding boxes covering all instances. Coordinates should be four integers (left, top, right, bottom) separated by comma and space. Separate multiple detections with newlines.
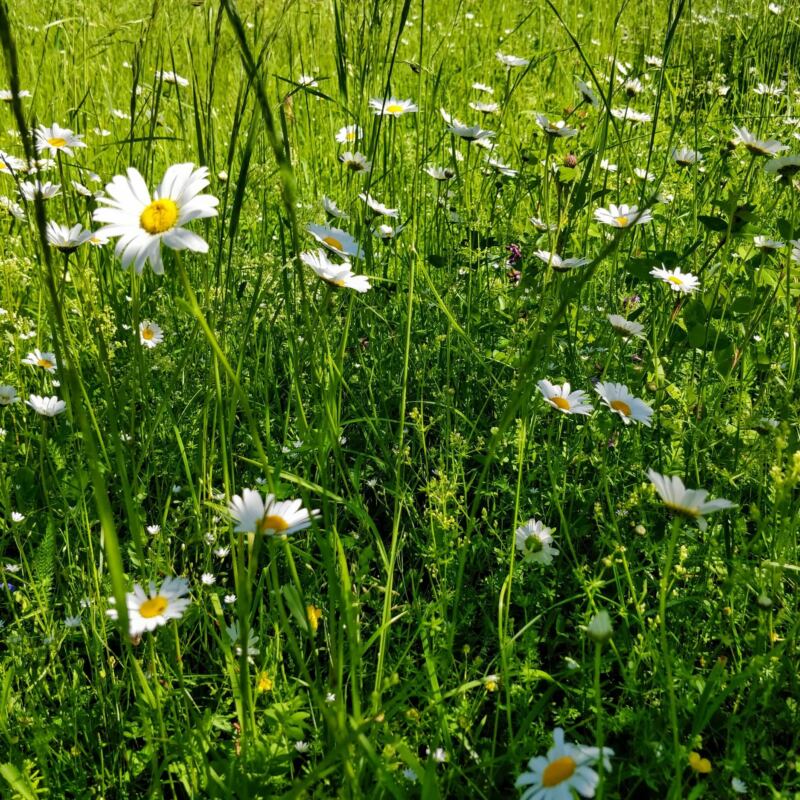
599, 159, 618, 172
650, 265, 700, 293
607, 314, 645, 339
227, 488, 319, 536
623, 78, 643, 97
23, 348, 57, 372
307, 223, 363, 258
447, 121, 495, 141
359, 193, 399, 218
594, 382, 653, 426
472, 82, 494, 94
496, 51, 529, 68
764, 154, 800, 179
46, 221, 93, 253
200, 572, 216, 586
753, 235, 784, 250
19, 180, 61, 201
10, 513, 24, 523
26, 394, 66, 416
0, 385, 19, 405
126, 576, 191, 636
645, 55, 664, 68
576, 79, 599, 108
536, 114, 577, 138
485, 157, 518, 177
537, 380, 593, 416
35, 124, 86, 157
594, 203, 652, 228
335, 125, 363, 144
647, 469, 734, 530
297, 74, 318, 88
516, 727, 613, 800
89, 231, 109, 246
322, 196, 348, 219
753, 82, 784, 97
0, 89, 31, 101
469, 101, 499, 114
610, 108, 652, 123
515, 519, 559, 565
0, 151, 25, 175
672, 147, 703, 166
732, 125, 787, 157
424, 165, 454, 181
634, 167, 655, 181
301, 249, 371, 292
373, 222, 406, 240
339, 151, 372, 173
93, 163, 219, 275
155, 70, 189, 87
533, 250, 590, 271
139, 320, 164, 348
369, 97, 418, 116
0, 196, 25, 220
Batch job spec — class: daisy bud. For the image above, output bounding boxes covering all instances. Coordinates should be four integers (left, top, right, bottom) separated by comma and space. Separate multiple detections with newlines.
586, 610, 613, 643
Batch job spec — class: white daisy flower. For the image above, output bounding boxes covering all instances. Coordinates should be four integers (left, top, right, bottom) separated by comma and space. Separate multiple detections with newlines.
672, 147, 703, 166
338, 151, 372, 173
423, 165, 454, 181
369, 97, 418, 116
89, 231, 109, 246
650, 264, 700, 293
125, 576, 191, 636
633, 167, 655, 181
155, 70, 189, 87
46, 221, 93, 253
645, 55, 664, 68
373, 222, 406, 240
301, 249, 371, 292
515, 519, 559, 565
0, 195, 25, 220
576, 79, 599, 108
335, 125, 363, 144
322, 196, 348, 219
10, 512, 25, 523
753, 235, 784, 250
224, 594, 236, 604
537, 380, 593, 416
35, 123, 86, 156
753, 82, 784, 97
358, 193, 399, 218
485, 156, 518, 177
0, 385, 20, 405
610, 108, 652, 123
0, 88, 31, 101
516, 727, 613, 800
0, 151, 25, 175
533, 250, 590, 271
647, 469, 734, 530
227, 488, 319, 536
23, 348, 57, 372
732, 125, 787, 156
496, 51, 529, 68
599, 159, 618, 172
764, 154, 800, 179
306, 223, 363, 259
607, 314, 644, 339
447, 121, 495, 141
93, 163, 219, 275
536, 114, 577, 138
472, 82, 494, 94
624, 78, 644, 97
594, 203, 652, 228
469, 101, 499, 114
26, 394, 66, 416
594, 381, 653, 426
19, 180, 61, 201
139, 321, 164, 348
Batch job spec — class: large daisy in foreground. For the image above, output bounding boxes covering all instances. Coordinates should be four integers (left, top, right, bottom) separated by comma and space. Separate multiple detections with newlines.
126, 576, 191, 637
647, 469, 734, 530
93, 163, 218, 274
228, 489, 319, 537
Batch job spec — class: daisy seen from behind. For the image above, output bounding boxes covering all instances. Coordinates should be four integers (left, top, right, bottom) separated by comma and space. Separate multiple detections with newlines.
647, 469, 734, 530
516, 727, 613, 800
732, 125, 787, 157
515, 519, 559, 565
93, 163, 219, 275
537, 380, 593, 416
607, 314, 644, 339
126, 576, 191, 637
35, 123, 86, 157
228, 488, 319, 537
650, 265, 700, 294
594, 382, 653, 426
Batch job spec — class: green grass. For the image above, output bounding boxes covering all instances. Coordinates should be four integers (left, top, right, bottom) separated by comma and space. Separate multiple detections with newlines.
1, 0, 799, 797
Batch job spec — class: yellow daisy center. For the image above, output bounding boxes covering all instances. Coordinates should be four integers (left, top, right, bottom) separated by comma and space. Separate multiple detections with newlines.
542, 755, 577, 787
47, 137, 67, 148
334, 278, 347, 287
139, 595, 169, 618
610, 399, 632, 416
256, 514, 289, 534
141, 327, 154, 340
140, 198, 179, 234
346, 131, 356, 141
37, 358, 54, 369
552, 396, 571, 411
323, 235, 343, 251
667, 275, 684, 285
386, 103, 405, 114
615, 215, 629, 226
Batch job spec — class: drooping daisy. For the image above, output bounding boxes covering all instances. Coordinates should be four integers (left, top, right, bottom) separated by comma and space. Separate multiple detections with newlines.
46, 221, 93, 253
533, 250, 590, 272
19, 180, 61, 201
650, 265, 700, 293
155, 70, 189, 87
139, 321, 164, 348
515, 519, 559, 565
335, 124, 363, 144
369, 97, 418, 117
732, 125, 787, 157
647, 469, 734, 530
448, 121, 495, 142
594, 382, 653, 426
322, 195, 348, 219
0, 385, 19, 405
576, 79, 599, 108
516, 727, 613, 800
227, 488, 319, 536
496, 51, 529, 68
607, 314, 645, 339
35, 123, 86, 157
594, 203, 652, 228
301, 249, 371, 292
23, 348, 57, 372
537, 380, 593, 416
126, 576, 191, 636
339, 151, 372, 173
306, 223, 363, 259
359, 193, 399, 218
26, 394, 66, 416
536, 114, 577, 138
672, 147, 703, 166
93, 163, 219, 275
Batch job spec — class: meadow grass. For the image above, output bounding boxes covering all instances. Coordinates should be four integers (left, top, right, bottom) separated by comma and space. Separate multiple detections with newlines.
0, 0, 799, 797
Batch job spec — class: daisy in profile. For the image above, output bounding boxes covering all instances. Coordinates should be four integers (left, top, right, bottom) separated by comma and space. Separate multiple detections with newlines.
594, 203, 652, 228
535, 114, 577, 138
227, 488, 319, 536
515, 519, 559, 565
732, 125, 787, 157
369, 97, 418, 117
26, 394, 66, 416
533, 250, 590, 271
610, 108, 652, 123
485, 157, 519, 177
647, 469, 734, 530
335, 124, 363, 144
0, 151, 25, 176
764, 154, 800, 180
301, 249, 371, 292
447, 121, 495, 142
594, 382, 653, 426
339, 151, 372, 173
0, 88, 31, 101
126, 576, 191, 636
46, 221, 93, 253
672, 147, 703, 166
23, 349, 57, 372
537, 380, 593, 416
576, 79, 599, 108
607, 314, 644, 339
93, 163, 219, 275
35, 124, 86, 157
469, 101, 499, 114
359, 193, 399, 218
139, 321, 164, 348
0, 385, 19, 405
472, 82, 494, 94
373, 222, 406, 240
650, 265, 700, 293
516, 727, 613, 800
155, 70, 189, 87
307, 223, 363, 259
322, 196, 348, 220
19, 180, 61, 201
424, 165, 454, 181
753, 235, 783, 250
496, 51, 529, 68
